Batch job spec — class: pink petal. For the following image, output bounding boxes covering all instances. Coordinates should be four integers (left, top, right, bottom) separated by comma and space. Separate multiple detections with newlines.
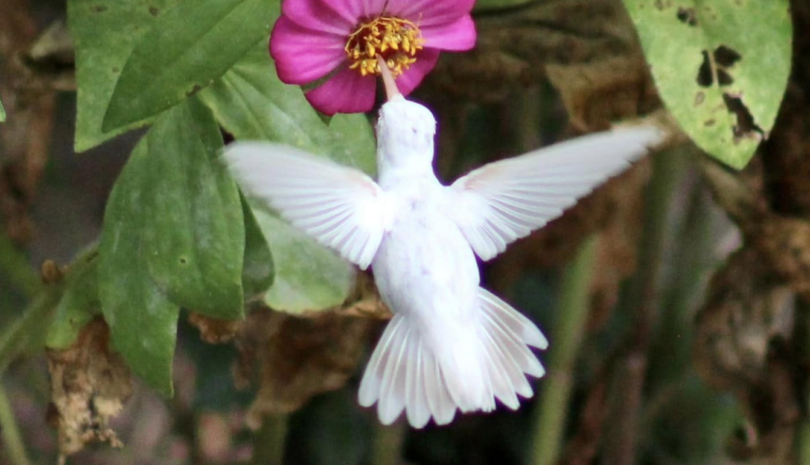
358, 0, 391, 18
421, 15, 476, 51
329, 0, 388, 23
394, 48, 440, 96
388, 0, 475, 27
282, 0, 355, 35
270, 15, 347, 85
305, 67, 377, 115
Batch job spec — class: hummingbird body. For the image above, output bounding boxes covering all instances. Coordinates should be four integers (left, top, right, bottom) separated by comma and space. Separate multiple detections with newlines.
370, 174, 489, 423
223, 94, 662, 428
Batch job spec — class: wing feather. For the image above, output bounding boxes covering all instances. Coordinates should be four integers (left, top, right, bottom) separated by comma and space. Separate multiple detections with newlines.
447, 126, 663, 260
222, 142, 390, 269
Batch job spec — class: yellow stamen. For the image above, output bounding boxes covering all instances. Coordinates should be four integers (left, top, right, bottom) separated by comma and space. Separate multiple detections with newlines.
344, 16, 425, 78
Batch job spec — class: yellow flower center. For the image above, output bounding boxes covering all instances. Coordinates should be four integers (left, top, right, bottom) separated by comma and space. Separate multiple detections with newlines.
345, 17, 425, 77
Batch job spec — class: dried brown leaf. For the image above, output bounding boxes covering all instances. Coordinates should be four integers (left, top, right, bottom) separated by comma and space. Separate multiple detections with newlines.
693, 248, 793, 392
749, 216, 810, 302
546, 54, 660, 131
0, 0, 57, 243
424, 0, 637, 103
188, 312, 243, 344
236, 274, 386, 427
241, 312, 374, 428
47, 319, 133, 459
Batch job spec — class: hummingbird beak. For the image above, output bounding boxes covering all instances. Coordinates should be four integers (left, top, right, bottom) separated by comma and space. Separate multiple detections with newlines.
377, 55, 401, 101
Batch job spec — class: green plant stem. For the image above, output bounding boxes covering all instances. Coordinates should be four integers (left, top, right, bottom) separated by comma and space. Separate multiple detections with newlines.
602, 149, 686, 465
252, 414, 288, 465
797, 411, 810, 465
795, 300, 810, 463
530, 236, 598, 465
0, 284, 63, 374
648, 174, 715, 388
0, 382, 31, 465
371, 422, 406, 465
0, 231, 41, 299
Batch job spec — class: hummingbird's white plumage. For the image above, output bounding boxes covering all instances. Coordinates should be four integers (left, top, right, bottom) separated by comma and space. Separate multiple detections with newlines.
223, 94, 662, 428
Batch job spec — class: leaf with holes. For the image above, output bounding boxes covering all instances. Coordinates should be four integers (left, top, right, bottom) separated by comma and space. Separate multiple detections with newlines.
102, 0, 275, 134
68, 0, 175, 152
198, 43, 376, 313
624, 0, 791, 169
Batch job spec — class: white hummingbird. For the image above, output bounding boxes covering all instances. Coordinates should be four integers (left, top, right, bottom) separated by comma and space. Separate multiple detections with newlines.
223, 60, 662, 428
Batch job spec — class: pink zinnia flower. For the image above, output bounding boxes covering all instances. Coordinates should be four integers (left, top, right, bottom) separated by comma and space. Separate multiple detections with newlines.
270, 0, 477, 115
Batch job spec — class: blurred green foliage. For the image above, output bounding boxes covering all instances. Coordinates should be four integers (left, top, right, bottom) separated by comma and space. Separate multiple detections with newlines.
0, 0, 798, 463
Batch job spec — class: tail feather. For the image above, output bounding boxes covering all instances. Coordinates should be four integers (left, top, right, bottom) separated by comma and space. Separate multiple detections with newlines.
479, 330, 520, 409
358, 288, 547, 428
480, 303, 546, 378
358, 315, 405, 407
378, 325, 410, 424
423, 346, 456, 425
479, 289, 549, 349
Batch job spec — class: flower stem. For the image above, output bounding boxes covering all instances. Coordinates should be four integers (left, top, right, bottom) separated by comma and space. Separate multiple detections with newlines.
0, 382, 32, 465
252, 414, 288, 465
371, 422, 405, 465
530, 236, 598, 465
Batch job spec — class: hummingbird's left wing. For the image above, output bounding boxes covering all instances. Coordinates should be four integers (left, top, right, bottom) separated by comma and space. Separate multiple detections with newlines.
445, 126, 663, 261
223, 142, 392, 270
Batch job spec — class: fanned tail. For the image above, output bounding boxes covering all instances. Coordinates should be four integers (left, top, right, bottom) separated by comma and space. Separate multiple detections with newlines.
358, 288, 547, 428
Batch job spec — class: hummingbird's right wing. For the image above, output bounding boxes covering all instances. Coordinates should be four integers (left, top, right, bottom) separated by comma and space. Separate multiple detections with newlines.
445, 126, 663, 261
222, 142, 392, 270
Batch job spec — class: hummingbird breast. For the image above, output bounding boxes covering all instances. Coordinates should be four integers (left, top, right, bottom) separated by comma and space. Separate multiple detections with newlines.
371, 197, 480, 348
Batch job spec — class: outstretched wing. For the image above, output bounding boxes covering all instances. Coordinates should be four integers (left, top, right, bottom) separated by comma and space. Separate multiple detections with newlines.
222, 142, 391, 270
446, 126, 663, 261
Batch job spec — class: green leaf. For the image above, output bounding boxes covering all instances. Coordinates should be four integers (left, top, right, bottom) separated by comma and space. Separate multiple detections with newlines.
199, 43, 377, 313
624, 0, 791, 169
102, 0, 276, 134
141, 98, 245, 319
46, 246, 101, 349
68, 0, 175, 152
198, 44, 377, 175
241, 194, 274, 300
99, 98, 246, 396
99, 139, 180, 397
251, 207, 353, 314
0, 99, 5, 122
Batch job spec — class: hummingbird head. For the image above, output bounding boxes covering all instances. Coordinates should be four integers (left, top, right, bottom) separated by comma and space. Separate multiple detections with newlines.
375, 57, 436, 175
